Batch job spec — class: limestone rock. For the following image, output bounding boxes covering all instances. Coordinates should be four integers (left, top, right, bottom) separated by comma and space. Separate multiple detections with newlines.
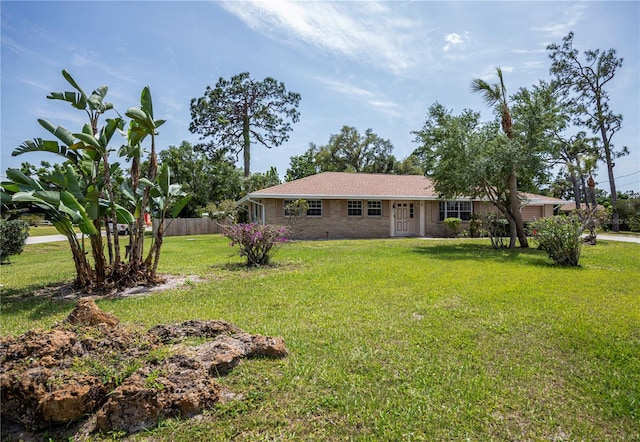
148, 319, 243, 343
94, 373, 164, 434
64, 297, 119, 327
1, 300, 288, 437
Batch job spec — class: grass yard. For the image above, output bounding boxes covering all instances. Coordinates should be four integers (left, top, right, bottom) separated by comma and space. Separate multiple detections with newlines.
25, 225, 66, 237
1, 235, 638, 441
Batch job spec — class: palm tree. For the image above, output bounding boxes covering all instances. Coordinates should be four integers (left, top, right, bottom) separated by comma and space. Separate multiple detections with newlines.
471, 67, 528, 248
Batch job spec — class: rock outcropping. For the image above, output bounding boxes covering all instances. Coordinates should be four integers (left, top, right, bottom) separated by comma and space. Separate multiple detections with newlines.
0, 298, 288, 436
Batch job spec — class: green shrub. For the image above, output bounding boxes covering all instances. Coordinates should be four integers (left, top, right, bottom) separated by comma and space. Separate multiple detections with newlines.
627, 215, 640, 233
205, 199, 242, 224
0, 219, 30, 263
222, 223, 290, 267
468, 214, 482, 238
531, 215, 583, 266
478, 212, 509, 248
443, 217, 462, 237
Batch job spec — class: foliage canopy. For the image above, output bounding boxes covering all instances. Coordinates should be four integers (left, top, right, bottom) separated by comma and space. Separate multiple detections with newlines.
189, 72, 301, 177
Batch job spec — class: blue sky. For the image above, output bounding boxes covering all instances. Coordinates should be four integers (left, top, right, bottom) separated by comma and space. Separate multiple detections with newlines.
2, 1, 639, 193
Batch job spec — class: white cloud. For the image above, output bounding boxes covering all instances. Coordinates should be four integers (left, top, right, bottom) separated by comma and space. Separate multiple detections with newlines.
474, 65, 515, 82
32, 105, 87, 129
220, 0, 431, 77
533, 3, 587, 38
443, 33, 464, 52
18, 78, 52, 92
313, 76, 402, 117
69, 49, 137, 85
2, 36, 58, 66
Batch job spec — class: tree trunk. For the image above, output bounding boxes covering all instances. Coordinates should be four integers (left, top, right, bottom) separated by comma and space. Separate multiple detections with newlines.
508, 171, 529, 248
129, 155, 141, 267
89, 233, 106, 290
587, 175, 598, 208
151, 228, 163, 279
105, 216, 114, 265
135, 136, 158, 275
507, 215, 517, 249
570, 170, 581, 210
243, 115, 251, 177
597, 100, 619, 231
601, 135, 619, 231
102, 152, 122, 268
67, 233, 93, 289
488, 195, 515, 249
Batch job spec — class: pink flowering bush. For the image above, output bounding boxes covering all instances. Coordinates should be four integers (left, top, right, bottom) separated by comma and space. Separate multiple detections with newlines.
222, 223, 290, 267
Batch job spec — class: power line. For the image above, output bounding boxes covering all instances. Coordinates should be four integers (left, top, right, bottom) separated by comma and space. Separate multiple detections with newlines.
617, 180, 640, 189
616, 170, 640, 179
594, 170, 640, 185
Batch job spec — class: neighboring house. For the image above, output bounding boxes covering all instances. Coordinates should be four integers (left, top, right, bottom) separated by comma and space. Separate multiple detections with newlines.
558, 202, 606, 213
238, 172, 568, 240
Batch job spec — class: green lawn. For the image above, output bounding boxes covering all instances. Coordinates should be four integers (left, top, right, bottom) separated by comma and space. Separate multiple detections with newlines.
1, 235, 638, 441
24, 224, 63, 237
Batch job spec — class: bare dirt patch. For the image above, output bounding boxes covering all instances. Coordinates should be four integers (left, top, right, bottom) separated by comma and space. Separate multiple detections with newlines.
31, 274, 207, 300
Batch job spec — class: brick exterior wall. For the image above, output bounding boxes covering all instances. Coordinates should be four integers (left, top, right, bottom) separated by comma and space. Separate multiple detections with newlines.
252, 198, 556, 240
262, 199, 390, 240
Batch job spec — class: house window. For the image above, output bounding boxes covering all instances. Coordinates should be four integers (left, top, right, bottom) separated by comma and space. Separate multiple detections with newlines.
348, 200, 362, 216
439, 201, 472, 221
306, 200, 322, 217
367, 200, 382, 216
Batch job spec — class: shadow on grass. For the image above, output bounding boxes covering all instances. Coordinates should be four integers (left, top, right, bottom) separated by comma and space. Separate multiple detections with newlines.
0, 282, 77, 323
209, 260, 305, 274
412, 242, 583, 269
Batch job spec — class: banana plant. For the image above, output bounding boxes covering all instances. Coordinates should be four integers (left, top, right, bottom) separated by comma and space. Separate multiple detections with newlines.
1, 168, 97, 287
4, 69, 187, 292
139, 163, 191, 277
123, 87, 166, 270
6, 70, 133, 291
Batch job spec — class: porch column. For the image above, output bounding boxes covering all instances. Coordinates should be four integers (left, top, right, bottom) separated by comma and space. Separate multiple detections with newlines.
389, 201, 395, 237
419, 202, 425, 237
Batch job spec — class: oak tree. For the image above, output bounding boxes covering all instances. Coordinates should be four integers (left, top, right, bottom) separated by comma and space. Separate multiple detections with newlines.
286, 126, 397, 180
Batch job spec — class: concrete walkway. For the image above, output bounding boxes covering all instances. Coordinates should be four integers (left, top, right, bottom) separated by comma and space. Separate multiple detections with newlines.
26, 233, 107, 244
596, 233, 640, 244
26, 234, 70, 244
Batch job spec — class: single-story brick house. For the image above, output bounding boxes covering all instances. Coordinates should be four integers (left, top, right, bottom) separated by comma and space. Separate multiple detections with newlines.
238, 172, 567, 240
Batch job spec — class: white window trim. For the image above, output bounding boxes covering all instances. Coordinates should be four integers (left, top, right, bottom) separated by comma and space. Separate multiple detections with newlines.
348, 200, 363, 217
306, 200, 322, 217
367, 200, 382, 217
439, 200, 472, 221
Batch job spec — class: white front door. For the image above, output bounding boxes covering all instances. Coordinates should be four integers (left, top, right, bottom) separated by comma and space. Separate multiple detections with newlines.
394, 202, 415, 236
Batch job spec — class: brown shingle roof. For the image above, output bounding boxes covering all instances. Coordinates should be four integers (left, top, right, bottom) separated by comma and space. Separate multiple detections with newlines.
251, 172, 439, 199
248, 172, 568, 204
558, 202, 605, 212
521, 192, 571, 205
